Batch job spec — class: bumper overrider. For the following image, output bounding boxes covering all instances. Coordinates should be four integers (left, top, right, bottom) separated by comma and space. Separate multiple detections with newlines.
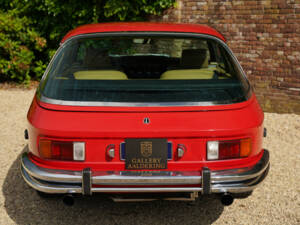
21, 150, 269, 196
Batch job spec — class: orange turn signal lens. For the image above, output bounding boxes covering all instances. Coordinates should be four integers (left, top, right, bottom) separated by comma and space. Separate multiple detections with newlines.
240, 138, 251, 157
39, 139, 52, 159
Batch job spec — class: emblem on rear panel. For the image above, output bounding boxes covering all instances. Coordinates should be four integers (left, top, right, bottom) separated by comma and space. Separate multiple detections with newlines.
140, 141, 152, 157
143, 117, 150, 124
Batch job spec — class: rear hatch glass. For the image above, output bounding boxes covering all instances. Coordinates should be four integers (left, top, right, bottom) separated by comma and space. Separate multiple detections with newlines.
40, 33, 250, 105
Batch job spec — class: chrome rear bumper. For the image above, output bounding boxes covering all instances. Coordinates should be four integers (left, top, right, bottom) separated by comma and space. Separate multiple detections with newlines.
21, 150, 269, 195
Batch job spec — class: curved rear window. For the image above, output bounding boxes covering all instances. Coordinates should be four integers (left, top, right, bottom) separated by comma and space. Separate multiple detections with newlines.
40, 33, 250, 105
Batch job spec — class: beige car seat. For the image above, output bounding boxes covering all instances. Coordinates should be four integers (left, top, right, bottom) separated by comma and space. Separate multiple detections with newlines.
161, 49, 216, 80
72, 47, 127, 80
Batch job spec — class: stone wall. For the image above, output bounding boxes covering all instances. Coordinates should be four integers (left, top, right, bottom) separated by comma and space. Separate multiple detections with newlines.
152, 0, 300, 114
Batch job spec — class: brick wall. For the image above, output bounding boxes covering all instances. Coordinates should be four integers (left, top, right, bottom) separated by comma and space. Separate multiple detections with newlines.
152, 0, 300, 114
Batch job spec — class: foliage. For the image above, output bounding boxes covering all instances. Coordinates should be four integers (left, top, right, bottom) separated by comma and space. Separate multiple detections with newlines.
0, 0, 175, 83
104, 0, 176, 21
0, 10, 47, 82
5, 0, 175, 49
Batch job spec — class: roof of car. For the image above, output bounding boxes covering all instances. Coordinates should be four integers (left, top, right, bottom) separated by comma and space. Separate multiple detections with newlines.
61, 22, 226, 43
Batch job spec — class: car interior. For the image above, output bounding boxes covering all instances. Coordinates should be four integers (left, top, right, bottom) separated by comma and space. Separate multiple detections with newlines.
55, 37, 233, 81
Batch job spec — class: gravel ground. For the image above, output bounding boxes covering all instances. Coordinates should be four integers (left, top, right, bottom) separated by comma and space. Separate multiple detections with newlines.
0, 89, 299, 225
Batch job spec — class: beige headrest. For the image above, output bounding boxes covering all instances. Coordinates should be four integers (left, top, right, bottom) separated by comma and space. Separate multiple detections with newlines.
181, 49, 208, 69
84, 47, 112, 68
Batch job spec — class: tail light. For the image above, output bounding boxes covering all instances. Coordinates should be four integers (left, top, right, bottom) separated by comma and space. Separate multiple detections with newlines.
207, 138, 251, 160
39, 139, 85, 161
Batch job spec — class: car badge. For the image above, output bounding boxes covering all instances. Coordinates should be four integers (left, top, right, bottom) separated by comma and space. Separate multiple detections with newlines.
143, 117, 150, 124
140, 141, 152, 157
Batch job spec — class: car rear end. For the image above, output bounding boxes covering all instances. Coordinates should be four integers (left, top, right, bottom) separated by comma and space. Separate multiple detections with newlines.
21, 23, 269, 205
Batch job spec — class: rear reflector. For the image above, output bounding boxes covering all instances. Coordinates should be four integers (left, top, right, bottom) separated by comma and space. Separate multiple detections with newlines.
207, 138, 251, 160
106, 144, 115, 160
207, 141, 219, 160
39, 139, 85, 161
73, 142, 85, 161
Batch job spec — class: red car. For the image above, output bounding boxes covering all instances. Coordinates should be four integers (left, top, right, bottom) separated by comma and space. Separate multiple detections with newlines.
21, 22, 269, 206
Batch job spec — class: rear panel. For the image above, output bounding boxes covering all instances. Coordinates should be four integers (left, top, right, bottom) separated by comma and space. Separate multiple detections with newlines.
27, 94, 264, 172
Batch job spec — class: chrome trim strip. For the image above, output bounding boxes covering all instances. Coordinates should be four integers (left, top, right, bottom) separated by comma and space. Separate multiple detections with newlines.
37, 32, 251, 107
92, 174, 201, 185
211, 185, 256, 193
91, 187, 203, 193
40, 95, 222, 107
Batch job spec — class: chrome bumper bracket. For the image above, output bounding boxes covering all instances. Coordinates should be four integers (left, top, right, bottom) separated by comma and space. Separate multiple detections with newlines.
82, 168, 92, 195
202, 167, 211, 194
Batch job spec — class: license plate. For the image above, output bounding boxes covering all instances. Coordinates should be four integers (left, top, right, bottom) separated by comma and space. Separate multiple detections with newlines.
125, 139, 167, 170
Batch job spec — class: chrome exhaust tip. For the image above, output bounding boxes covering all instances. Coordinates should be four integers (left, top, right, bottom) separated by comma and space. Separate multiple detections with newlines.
221, 193, 234, 206
62, 194, 74, 206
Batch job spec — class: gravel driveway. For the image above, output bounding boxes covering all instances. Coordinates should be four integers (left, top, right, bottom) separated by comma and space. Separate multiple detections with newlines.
0, 89, 299, 225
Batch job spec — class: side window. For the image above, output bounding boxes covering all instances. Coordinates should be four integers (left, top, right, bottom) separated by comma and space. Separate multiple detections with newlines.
53, 44, 78, 76
214, 43, 250, 91
219, 45, 236, 75
212, 43, 240, 79
214, 44, 226, 70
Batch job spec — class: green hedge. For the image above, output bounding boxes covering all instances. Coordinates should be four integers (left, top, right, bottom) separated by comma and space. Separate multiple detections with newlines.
0, 10, 47, 82
0, 0, 175, 83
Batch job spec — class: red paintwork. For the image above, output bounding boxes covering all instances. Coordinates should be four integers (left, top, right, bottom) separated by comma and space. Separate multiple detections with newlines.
61, 22, 226, 43
28, 93, 264, 172
27, 22, 264, 175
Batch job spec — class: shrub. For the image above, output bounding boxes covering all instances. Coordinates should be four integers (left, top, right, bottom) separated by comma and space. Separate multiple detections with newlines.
0, 10, 47, 82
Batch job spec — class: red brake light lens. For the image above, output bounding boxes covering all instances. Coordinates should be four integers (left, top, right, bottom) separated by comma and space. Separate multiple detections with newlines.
39, 139, 73, 160
219, 141, 240, 160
